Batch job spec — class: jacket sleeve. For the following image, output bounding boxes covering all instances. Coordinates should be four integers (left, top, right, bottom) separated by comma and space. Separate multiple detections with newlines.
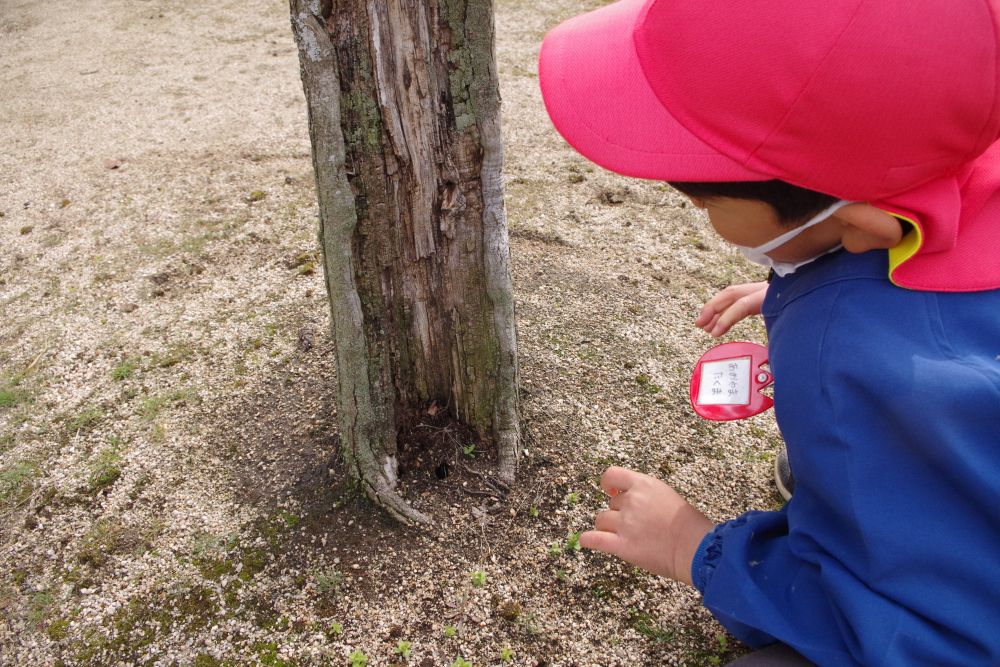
691, 510, 870, 666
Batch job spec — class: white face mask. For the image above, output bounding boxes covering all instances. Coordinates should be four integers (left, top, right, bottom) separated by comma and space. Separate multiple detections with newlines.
736, 200, 852, 276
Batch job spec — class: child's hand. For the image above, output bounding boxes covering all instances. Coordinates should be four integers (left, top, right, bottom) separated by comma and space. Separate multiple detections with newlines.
580, 467, 713, 586
696, 281, 769, 337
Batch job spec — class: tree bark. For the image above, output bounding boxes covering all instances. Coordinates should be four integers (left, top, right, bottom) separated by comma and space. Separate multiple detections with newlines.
290, 0, 520, 525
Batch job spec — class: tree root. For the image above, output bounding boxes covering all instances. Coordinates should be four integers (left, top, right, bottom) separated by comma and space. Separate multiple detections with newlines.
365, 478, 431, 527
459, 463, 509, 497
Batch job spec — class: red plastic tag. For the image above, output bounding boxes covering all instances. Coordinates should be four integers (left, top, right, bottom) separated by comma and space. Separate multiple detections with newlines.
689, 342, 773, 421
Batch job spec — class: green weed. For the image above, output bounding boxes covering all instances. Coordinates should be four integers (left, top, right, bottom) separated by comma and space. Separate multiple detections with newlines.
111, 357, 141, 381
46, 617, 71, 641
685, 631, 739, 665
67, 407, 104, 434
277, 510, 300, 529
0, 388, 25, 408
88, 444, 122, 493
156, 343, 196, 369
634, 373, 663, 394
315, 567, 343, 595
518, 611, 541, 635
139, 388, 199, 420
196, 556, 235, 582
28, 588, 56, 626
250, 640, 294, 666
0, 459, 39, 505
395, 640, 412, 658
628, 609, 674, 645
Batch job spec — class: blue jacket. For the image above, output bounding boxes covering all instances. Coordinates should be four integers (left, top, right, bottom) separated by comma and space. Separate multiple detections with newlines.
691, 249, 1000, 666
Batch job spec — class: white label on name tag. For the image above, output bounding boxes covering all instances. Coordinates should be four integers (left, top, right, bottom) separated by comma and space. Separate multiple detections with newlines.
697, 357, 751, 406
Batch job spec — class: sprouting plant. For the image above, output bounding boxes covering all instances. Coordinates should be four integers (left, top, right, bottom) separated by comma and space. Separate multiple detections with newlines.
589, 575, 613, 598
329, 621, 344, 636
462, 443, 477, 458
556, 568, 568, 581
348, 650, 368, 667
528, 505, 539, 518
395, 640, 412, 658
566, 531, 582, 552
451, 658, 472, 667
470, 570, 486, 588
518, 611, 541, 635
500, 647, 514, 662
111, 357, 140, 381
443, 625, 457, 638
316, 567, 344, 595
547, 541, 562, 557
702, 633, 731, 663
564, 491, 580, 505
628, 609, 675, 645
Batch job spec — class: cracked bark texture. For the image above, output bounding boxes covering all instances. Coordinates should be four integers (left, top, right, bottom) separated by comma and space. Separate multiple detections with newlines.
290, 0, 520, 524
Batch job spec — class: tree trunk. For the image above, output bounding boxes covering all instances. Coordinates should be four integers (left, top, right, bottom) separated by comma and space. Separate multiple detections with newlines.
290, 0, 520, 524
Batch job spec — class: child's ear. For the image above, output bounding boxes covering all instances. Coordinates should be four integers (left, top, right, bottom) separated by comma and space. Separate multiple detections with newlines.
836, 203, 904, 253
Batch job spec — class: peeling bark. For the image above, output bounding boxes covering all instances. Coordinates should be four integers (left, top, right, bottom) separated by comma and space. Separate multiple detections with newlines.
290, 0, 520, 523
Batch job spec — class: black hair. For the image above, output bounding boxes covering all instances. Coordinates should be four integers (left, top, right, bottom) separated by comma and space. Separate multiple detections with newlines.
668, 180, 838, 226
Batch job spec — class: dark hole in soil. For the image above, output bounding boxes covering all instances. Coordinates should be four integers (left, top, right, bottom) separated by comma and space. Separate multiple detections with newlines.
395, 407, 485, 485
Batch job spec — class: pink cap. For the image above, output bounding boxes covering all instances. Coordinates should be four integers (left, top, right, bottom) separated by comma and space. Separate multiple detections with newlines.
540, 0, 1000, 201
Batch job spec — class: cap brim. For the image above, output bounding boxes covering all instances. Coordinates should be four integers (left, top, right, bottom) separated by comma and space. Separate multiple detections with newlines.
539, 0, 767, 182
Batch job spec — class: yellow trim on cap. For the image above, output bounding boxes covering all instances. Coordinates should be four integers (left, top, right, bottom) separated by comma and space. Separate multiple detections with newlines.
886, 212, 922, 288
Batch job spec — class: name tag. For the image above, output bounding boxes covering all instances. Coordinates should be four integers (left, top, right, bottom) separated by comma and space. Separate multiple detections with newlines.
690, 342, 773, 420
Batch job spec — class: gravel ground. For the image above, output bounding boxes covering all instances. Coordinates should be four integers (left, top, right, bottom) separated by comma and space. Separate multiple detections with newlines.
0, 0, 784, 664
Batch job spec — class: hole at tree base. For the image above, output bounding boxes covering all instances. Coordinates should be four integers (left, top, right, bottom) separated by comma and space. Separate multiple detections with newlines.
394, 403, 489, 489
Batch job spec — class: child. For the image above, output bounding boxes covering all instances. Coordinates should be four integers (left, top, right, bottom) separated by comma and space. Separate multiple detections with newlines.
538, 0, 1000, 665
